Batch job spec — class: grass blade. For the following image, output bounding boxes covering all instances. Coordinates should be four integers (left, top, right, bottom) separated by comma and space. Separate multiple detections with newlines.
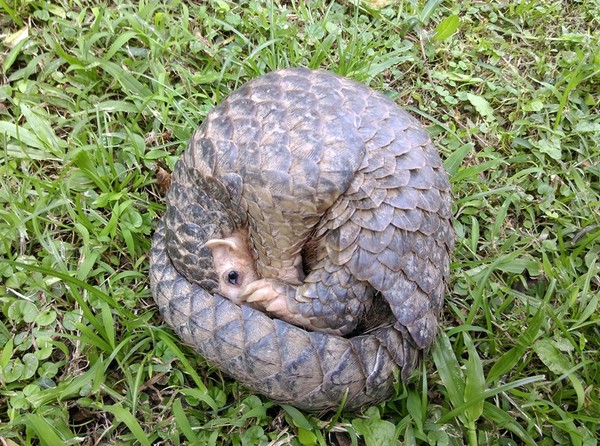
173, 398, 199, 443
432, 332, 466, 424
103, 405, 151, 446
25, 414, 69, 446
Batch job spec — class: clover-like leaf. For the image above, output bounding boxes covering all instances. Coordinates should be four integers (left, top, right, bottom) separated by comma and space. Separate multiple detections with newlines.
8, 300, 39, 324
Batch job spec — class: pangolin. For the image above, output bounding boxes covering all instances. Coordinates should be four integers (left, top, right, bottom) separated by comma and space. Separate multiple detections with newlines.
150, 68, 454, 411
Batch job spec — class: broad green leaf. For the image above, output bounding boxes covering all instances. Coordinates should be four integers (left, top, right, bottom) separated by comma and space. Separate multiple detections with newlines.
47, 4, 66, 18
73, 150, 110, 192
178, 387, 219, 412
433, 15, 460, 41
122, 227, 134, 259
35, 345, 54, 361
21, 353, 38, 380
238, 396, 271, 421
3, 359, 24, 382
281, 404, 314, 430
534, 340, 585, 411
8, 300, 39, 323
298, 427, 318, 446
75, 249, 99, 282
533, 339, 572, 375
466, 93, 495, 121
432, 332, 465, 408
20, 104, 65, 155
145, 149, 172, 160
553, 336, 574, 353
495, 257, 541, 275
574, 121, 600, 133
352, 407, 398, 446
406, 389, 423, 433
444, 142, 473, 176
523, 99, 544, 112
241, 425, 266, 444
463, 334, 485, 423
536, 136, 562, 160
0, 121, 48, 150
427, 428, 450, 445
35, 310, 57, 326
404, 424, 416, 445
6, 272, 31, 289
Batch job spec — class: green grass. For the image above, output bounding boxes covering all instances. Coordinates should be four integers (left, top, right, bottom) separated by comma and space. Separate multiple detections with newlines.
1, 0, 599, 444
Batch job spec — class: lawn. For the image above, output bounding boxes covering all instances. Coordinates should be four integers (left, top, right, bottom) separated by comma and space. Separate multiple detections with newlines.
1, 0, 599, 445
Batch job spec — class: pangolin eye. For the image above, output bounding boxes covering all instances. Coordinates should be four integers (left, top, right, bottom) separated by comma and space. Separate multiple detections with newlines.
226, 270, 240, 286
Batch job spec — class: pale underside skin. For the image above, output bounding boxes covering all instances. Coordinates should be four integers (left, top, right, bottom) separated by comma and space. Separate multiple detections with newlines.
204, 230, 320, 331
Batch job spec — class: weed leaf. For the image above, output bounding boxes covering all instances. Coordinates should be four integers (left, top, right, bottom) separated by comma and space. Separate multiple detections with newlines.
533, 339, 572, 375
352, 407, 398, 446
463, 333, 485, 423
466, 93, 495, 121
432, 332, 466, 423
433, 15, 460, 41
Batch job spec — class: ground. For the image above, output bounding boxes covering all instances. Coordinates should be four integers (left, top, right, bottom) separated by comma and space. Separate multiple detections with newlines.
0, 1, 599, 445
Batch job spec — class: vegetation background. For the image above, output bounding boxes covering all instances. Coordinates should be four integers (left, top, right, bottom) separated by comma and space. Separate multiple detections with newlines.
1, 0, 598, 444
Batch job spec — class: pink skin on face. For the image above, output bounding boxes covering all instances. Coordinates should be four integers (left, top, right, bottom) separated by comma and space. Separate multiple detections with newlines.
204, 231, 258, 305
205, 231, 314, 329
203, 230, 297, 316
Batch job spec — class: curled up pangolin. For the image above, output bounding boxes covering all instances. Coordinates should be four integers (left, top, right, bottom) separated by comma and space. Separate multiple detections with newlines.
149, 68, 454, 412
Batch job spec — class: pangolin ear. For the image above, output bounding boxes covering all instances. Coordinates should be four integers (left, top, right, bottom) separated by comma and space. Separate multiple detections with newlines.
203, 238, 243, 255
